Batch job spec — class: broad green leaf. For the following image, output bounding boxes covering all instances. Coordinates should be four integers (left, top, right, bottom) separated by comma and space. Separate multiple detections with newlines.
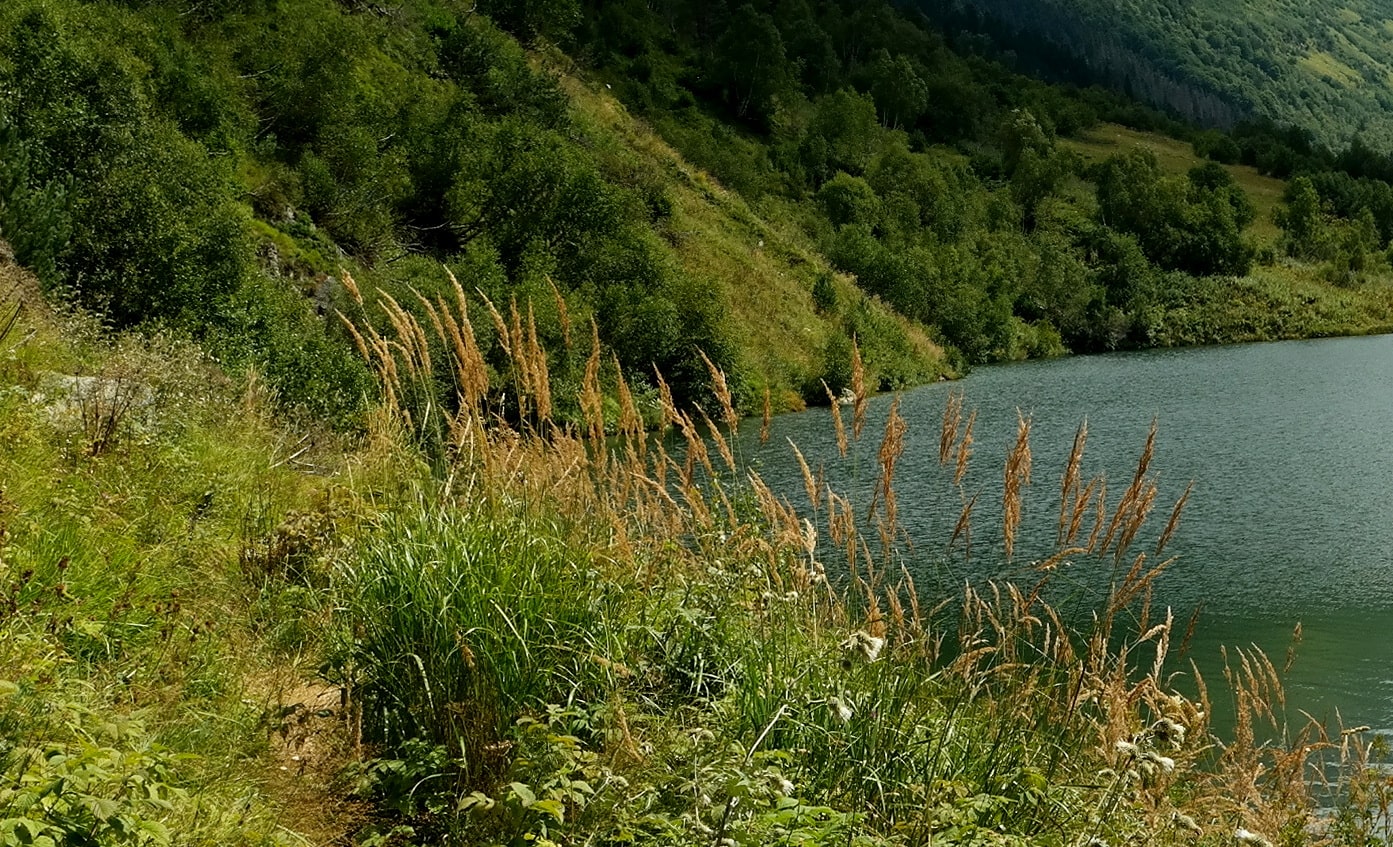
530, 798, 565, 823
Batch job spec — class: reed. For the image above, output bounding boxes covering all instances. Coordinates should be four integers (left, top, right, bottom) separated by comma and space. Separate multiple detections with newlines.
1155, 480, 1192, 557
1057, 419, 1087, 546
700, 349, 738, 433
954, 408, 975, 486
869, 394, 906, 543
324, 281, 1359, 847
850, 337, 867, 440
579, 320, 604, 445
823, 380, 849, 458
613, 355, 645, 455
939, 390, 963, 466
1002, 411, 1032, 560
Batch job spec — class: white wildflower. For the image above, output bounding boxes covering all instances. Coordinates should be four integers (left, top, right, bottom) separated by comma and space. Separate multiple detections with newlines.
840, 630, 885, 663
829, 695, 854, 724
1114, 740, 1141, 758
1171, 812, 1202, 836
1235, 828, 1273, 847
777, 777, 795, 796
1143, 751, 1176, 773
783, 591, 799, 603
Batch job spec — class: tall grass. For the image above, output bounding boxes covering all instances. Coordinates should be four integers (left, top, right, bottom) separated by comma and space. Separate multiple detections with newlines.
327, 268, 1390, 846
332, 503, 627, 783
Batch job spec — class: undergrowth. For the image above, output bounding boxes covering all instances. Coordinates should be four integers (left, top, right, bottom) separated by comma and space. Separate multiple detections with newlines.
0, 261, 387, 844
2, 253, 1392, 846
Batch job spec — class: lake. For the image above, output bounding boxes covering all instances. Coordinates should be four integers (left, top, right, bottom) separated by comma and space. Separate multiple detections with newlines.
730, 334, 1393, 735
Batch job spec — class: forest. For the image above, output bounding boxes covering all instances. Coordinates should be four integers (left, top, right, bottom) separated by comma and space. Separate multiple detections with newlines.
4, 0, 1393, 434
923, 0, 1393, 149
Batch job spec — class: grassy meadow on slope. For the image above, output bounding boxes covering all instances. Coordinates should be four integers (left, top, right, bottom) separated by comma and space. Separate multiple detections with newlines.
1060, 124, 1288, 247
1050, 123, 1393, 345
551, 62, 948, 404
0, 258, 380, 844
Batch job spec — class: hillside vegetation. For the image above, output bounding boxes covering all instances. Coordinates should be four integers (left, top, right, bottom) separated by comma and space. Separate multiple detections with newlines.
0, 0, 944, 428
3, 0, 1393, 434
924, 0, 1393, 149
8, 1, 1393, 843
576, 0, 1393, 357
4, 254, 1390, 845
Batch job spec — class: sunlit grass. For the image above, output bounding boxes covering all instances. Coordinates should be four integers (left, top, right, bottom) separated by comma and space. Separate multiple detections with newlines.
0, 269, 367, 843
316, 267, 1393, 846
556, 66, 948, 409
5, 236, 1392, 846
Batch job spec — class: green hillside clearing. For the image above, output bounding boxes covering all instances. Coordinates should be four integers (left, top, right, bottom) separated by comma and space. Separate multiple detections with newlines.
1061, 124, 1287, 246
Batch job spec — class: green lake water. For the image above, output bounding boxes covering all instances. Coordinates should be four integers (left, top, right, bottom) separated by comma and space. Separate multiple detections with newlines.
731, 334, 1393, 734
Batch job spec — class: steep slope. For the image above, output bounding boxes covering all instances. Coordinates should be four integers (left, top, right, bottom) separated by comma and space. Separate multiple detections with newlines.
550, 60, 949, 405
0, 0, 943, 422
921, 0, 1393, 147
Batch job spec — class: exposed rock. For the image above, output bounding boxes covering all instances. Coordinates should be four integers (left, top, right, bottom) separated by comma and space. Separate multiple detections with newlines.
34, 372, 155, 428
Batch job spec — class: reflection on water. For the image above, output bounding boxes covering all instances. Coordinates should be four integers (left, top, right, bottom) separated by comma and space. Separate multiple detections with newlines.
733, 334, 1393, 731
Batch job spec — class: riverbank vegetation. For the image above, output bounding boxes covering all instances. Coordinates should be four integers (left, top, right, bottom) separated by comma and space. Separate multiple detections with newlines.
4, 254, 1392, 845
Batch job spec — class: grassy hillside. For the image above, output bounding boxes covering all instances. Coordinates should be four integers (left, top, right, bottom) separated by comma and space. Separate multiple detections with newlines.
928, 0, 1393, 149
7, 0, 1393, 425
552, 63, 948, 404
0, 257, 371, 843
1054, 123, 1393, 344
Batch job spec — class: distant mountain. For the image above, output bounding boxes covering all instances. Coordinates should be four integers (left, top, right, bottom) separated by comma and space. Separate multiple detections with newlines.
917, 0, 1393, 148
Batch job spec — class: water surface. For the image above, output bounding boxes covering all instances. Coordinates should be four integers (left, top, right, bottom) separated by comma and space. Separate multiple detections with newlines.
734, 335, 1393, 731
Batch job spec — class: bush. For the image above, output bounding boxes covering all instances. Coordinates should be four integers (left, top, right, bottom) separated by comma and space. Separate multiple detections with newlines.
206, 275, 372, 424
816, 173, 881, 228
0, 119, 70, 287
329, 505, 624, 785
